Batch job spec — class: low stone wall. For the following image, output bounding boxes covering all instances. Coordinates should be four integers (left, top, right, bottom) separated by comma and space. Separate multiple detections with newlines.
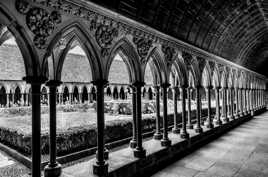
0, 108, 215, 156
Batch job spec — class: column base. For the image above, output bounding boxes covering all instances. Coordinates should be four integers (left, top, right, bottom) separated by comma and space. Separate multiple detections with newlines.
213, 119, 221, 126
221, 117, 229, 124
44, 163, 62, 177
93, 162, 108, 176
129, 139, 137, 148
180, 132, 189, 139
228, 116, 235, 121
133, 148, 146, 158
161, 138, 171, 147
187, 124, 193, 129
153, 132, 163, 140
251, 111, 255, 116
204, 121, 214, 129
172, 127, 180, 134
235, 114, 240, 119
194, 126, 203, 133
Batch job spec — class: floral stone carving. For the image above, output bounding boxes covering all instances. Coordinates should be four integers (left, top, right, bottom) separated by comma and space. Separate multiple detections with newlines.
133, 37, 152, 63
162, 45, 175, 67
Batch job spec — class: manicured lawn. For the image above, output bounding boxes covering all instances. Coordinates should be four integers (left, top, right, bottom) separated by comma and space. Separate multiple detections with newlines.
0, 100, 215, 135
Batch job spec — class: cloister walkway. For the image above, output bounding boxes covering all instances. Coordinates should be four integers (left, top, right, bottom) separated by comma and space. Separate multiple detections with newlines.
151, 111, 268, 177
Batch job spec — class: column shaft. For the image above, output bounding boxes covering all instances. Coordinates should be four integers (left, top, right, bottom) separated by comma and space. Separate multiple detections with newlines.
195, 86, 203, 133
161, 83, 171, 146
172, 87, 180, 133
130, 87, 137, 148
154, 86, 162, 139
187, 88, 193, 129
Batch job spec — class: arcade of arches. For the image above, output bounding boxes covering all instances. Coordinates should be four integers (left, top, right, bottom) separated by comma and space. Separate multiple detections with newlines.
0, 0, 267, 177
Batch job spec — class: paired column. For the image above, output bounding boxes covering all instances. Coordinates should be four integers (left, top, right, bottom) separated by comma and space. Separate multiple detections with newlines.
239, 88, 244, 116
214, 87, 222, 125
44, 80, 62, 177
205, 86, 213, 128
187, 87, 193, 129
129, 86, 137, 148
92, 80, 109, 176
220, 87, 229, 123
180, 86, 189, 139
161, 83, 172, 146
172, 86, 180, 134
194, 86, 203, 133
132, 82, 146, 157
153, 86, 162, 139
229, 88, 234, 120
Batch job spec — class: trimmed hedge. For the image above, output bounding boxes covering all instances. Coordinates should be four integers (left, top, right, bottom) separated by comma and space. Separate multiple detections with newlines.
0, 108, 215, 156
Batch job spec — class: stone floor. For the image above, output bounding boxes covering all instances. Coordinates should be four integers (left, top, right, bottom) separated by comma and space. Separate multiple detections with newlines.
151, 112, 268, 177
0, 150, 30, 177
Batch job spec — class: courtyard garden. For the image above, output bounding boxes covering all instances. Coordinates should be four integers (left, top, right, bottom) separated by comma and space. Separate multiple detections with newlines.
0, 99, 214, 159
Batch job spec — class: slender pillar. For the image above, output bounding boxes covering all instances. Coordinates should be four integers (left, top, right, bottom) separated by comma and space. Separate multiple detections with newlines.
79, 92, 82, 104
194, 86, 203, 133
239, 88, 244, 116
24, 76, 45, 177
205, 86, 213, 128
6, 93, 10, 107
235, 88, 239, 118
129, 86, 137, 148
180, 86, 189, 139
226, 88, 231, 119
229, 88, 234, 120
161, 83, 171, 146
44, 80, 62, 177
221, 87, 229, 123
133, 81, 146, 158
187, 87, 193, 129
214, 87, 222, 125
172, 86, 180, 134
92, 80, 108, 176
153, 86, 162, 139
243, 89, 248, 114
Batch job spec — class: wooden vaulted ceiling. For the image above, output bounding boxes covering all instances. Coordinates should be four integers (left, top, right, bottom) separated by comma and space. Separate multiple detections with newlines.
86, 0, 268, 76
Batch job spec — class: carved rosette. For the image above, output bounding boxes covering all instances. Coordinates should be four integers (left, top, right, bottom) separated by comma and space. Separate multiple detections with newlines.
197, 56, 206, 72
94, 24, 118, 57
161, 45, 175, 67
15, 0, 61, 49
133, 37, 152, 63
182, 51, 193, 68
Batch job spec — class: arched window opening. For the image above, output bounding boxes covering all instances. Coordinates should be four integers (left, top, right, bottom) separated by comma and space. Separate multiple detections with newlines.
14, 86, 21, 106
63, 87, 69, 104
0, 87, 7, 107
82, 86, 88, 103
41, 87, 48, 105
119, 87, 125, 100
73, 86, 79, 104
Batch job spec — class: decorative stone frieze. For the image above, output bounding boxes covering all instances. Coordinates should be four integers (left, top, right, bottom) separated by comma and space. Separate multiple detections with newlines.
133, 37, 152, 63
161, 45, 176, 67
15, 0, 62, 49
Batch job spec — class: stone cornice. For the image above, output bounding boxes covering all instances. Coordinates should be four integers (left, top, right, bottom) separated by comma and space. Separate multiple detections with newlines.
31, 0, 267, 80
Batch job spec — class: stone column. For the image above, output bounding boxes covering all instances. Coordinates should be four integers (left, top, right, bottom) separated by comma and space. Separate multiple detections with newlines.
187, 87, 193, 129
195, 86, 203, 133
229, 88, 234, 120
221, 87, 229, 123
6, 93, 10, 107
92, 80, 108, 176
172, 86, 180, 134
133, 81, 146, 158
44, 80, 62, 177
129, 86, 137, 148
243, 89, 247, 114
180, 86, 189, 139
12, 93, 15, 105
161, 83, 171, 146
205, 86, 213, 128
79, 92, 82, 104
24, 76, 45, 177
239, 88, 244, 116
153, 86, 162, 139
235, 88, 239, 118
